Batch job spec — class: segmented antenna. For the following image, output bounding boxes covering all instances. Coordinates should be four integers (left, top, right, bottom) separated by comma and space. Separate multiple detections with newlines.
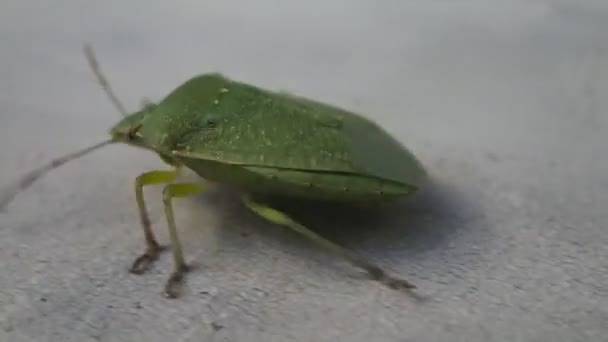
0, 140, 112, 211
0, 44, 124, 211
83, 43, 128, 117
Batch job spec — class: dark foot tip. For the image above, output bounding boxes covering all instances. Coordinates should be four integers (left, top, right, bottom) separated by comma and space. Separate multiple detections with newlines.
163, 289, 179, 299
129, 256, 154, 274
386, 277, 417, 290
365, 265, 417, 291
129, 246, 166, 275
163, 264, 189, 299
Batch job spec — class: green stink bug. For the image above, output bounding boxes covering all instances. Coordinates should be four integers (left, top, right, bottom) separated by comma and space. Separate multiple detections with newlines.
1, 45, 426, 298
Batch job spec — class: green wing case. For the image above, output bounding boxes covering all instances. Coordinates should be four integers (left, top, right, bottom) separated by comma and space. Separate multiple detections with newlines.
140, 74, 425, 189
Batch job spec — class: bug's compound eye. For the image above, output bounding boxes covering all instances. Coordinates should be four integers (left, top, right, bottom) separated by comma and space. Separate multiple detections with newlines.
127, 123, 143, 140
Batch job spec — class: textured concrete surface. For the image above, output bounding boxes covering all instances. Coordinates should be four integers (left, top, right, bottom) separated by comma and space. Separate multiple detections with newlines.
1, 1, 607, 341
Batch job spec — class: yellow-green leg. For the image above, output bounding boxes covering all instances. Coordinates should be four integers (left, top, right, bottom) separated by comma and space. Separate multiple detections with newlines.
161, 183, 205, 298
242, 195, 416, 291
130, 169, 180, 274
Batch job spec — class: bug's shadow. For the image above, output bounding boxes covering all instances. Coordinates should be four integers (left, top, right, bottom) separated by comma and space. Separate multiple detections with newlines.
191, 177, 483, 272
263, 179, 479, 259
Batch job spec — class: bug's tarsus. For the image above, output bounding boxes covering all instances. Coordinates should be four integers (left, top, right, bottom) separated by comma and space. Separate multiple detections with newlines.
163, 263, 190, 298
129, 245, 166, 274
366, 264, 416, 290
83, 43, 128, 117
386, 277, 417, 290
0, 140, 113, 211
340, 246, 417, 292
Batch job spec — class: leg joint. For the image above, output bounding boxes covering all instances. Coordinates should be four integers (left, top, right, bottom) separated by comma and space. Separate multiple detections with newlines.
162, 186, 173, 205
162, 183, 205, 205
136, 169, 180, 189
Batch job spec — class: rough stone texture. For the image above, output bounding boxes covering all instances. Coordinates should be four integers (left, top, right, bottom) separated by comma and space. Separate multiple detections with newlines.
1, 1, 607, 341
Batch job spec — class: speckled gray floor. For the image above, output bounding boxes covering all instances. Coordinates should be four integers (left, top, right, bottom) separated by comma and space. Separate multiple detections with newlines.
1, 1, 607, 341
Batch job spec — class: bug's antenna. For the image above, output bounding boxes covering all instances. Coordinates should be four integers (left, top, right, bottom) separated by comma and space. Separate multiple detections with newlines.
0, 139, 113, 211
83, 43, 128, 117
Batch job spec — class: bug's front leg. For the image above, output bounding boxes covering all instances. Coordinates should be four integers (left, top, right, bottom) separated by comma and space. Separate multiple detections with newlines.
242, 195, 417, 292
161, 183, 205, 298
130, 169, 180, 274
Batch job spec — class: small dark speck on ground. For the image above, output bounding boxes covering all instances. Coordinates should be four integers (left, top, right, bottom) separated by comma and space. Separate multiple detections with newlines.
211, 322, 224, 331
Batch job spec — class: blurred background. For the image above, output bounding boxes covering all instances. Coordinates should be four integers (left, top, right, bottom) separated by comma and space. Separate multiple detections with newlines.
1, 1, 607, 341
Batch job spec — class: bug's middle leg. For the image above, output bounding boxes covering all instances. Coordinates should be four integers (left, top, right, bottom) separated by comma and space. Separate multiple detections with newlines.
130, 169, 180, 274
161, 183, 205, 298
242, 195, 416, 291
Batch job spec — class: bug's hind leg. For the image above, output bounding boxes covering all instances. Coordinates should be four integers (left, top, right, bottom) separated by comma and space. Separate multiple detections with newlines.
130, 169, 180, 274
242, 195, 416, 292
161, 183, 205, 298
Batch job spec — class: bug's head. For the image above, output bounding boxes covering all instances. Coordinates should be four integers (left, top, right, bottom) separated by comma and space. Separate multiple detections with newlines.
109, 103, 155, 148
